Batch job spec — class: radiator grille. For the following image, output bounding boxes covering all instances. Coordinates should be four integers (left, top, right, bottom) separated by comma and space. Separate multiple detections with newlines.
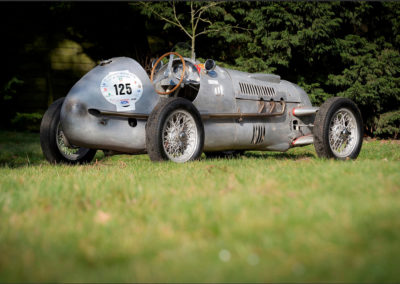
239, 82, 275, 97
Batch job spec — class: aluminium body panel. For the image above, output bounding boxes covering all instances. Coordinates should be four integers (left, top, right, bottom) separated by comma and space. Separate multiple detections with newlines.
202, 103, 297, 152
60, 57, 159, 152
194, 65, 312, 151
192, 66, 237, 114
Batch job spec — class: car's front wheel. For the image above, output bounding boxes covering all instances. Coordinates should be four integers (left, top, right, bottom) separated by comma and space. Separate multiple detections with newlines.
146, 98, 204, 163
40, 97, 97, 164
313, 97, 363, 160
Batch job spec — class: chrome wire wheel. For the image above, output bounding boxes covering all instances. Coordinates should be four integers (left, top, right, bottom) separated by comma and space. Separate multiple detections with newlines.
146, 97, 204, 162
328, 108, 359, 158
161, 109, 198, 163
56, 122, 90, 160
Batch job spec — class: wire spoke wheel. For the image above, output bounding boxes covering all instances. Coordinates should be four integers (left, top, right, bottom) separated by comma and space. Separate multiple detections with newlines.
328, 108, 359, 158
56, 122, 90, 160
162, 110, 198, 162
146, 97, 204, 163
313, 97, 363, 160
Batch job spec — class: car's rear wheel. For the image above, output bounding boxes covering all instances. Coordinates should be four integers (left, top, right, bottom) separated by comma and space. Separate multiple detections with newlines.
146, 98, 204, 162
313, 97, 363, 160
40, 97, 97, 164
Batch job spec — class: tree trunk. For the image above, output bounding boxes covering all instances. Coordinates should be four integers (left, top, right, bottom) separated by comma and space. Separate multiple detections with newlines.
191, 36, 195, 60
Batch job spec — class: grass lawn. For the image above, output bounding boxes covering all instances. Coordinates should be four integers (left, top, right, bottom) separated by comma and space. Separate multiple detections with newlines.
0, 130, 399, 282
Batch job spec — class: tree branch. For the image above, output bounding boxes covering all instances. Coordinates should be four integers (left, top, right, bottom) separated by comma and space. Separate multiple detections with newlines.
194, 2, 219, 17
139, 2, 179, 28
197, 27, 229, 37
191, 1, 194, 34
139, 1, 193, 39
172, 1, 193, 39
197, 17, 213, 26
193, 2, 219, 34
232, 25, 252, 32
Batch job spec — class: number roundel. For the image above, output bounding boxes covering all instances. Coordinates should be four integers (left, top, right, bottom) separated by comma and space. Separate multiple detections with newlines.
100, 70, 143, 111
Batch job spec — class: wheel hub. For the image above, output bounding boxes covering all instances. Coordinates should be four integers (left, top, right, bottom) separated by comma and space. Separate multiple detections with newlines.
328, 108, 358, 157
162, 110, 198, 162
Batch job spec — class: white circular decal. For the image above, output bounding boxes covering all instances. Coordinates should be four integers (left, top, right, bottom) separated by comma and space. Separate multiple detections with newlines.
100, 70, 143, 111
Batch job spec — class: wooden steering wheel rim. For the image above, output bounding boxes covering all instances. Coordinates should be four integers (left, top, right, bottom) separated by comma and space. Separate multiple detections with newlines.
150, 52, 186, 95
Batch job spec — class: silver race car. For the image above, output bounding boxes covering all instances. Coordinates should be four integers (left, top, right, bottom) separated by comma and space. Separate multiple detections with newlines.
40, 51, 363, 163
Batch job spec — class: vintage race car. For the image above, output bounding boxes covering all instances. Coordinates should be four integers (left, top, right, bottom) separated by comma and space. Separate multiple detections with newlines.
40, 51, 363, 163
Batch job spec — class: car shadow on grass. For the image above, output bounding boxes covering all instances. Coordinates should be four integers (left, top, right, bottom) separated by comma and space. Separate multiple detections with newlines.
203, 150, 316, 161
243, 151, 316, 160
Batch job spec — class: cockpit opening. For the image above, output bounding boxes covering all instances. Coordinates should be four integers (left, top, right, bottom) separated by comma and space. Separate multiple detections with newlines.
151, 53, 200, 102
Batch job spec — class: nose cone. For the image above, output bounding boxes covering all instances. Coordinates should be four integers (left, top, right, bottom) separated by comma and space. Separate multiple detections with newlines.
63, 98, 87, 117
58, 56, 161, 153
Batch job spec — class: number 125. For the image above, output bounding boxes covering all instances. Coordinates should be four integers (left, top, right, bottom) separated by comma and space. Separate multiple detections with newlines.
114, 83, 132, 95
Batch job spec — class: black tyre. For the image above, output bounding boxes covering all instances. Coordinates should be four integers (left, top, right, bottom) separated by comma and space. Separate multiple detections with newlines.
40, 97, 97, 164
313, 97, 363, 160
146, 97, 204, 162
204, 150, 245, 159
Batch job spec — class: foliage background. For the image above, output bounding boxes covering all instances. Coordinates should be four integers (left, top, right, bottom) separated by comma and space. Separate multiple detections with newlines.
0, 1, 399, 137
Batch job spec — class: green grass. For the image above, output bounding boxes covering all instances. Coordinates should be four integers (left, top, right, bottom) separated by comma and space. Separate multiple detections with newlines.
0, 130, 399, 282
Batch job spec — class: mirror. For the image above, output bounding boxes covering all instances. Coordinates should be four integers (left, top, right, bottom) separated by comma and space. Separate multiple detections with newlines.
205, 59, 216, 72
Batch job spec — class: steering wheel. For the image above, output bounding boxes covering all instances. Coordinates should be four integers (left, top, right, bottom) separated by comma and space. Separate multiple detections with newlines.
150, 52, 186, 95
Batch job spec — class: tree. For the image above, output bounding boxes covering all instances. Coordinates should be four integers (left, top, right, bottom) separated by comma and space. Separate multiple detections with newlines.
135, 1, 234, 59
327, 35, 400, 133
